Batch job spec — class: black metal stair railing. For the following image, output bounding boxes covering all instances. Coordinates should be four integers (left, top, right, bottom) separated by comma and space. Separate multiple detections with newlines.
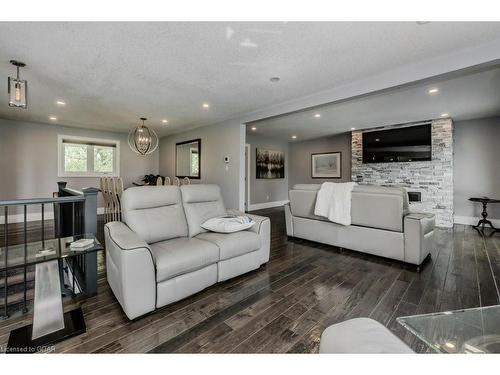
0, 184, 99, 320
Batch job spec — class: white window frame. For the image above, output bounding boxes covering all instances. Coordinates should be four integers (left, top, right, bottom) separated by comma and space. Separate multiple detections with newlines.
57, 135, 120, 178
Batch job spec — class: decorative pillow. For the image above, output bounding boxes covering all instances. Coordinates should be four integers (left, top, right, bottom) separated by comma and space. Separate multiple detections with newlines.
201, 215, 255, 233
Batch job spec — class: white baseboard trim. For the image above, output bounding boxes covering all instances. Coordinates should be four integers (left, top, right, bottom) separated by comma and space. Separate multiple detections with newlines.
248, 200, 289, 211
0, 207, 106, 224
454, 215, 500, 227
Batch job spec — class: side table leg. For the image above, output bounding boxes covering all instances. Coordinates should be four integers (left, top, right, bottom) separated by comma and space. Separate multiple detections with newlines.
32, 260, 65, 339
481, 202, 488, 232
6, 259, 87, 353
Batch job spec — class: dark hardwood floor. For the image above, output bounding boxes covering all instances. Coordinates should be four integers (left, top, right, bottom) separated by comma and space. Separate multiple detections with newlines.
1, 207, 499, 353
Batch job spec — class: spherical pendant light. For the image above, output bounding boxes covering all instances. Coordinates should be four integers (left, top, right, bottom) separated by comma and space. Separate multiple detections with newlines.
128, 117, 159, 155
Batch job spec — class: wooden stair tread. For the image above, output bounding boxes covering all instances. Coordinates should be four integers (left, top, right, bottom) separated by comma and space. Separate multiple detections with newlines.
0, 271, 35, 287
3, 289, 35, 306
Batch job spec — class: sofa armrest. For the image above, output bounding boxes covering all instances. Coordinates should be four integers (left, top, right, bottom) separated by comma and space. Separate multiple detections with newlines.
403, 213, 435, 266
104, 221, 156, 319
226, 209, 271, 264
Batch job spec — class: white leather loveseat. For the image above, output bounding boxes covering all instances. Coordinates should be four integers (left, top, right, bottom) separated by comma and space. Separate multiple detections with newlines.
104, 184, 270, 319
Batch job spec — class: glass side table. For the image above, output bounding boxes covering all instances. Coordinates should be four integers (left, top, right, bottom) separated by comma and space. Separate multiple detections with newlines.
397, 305, 500, 353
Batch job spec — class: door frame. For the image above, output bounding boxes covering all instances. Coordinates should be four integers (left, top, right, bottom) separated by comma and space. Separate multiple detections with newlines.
245, 143, 251, 211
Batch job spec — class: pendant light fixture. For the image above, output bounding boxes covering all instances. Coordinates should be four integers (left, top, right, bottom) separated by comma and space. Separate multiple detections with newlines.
8, 60, 28, 109
128, 117, 159, 155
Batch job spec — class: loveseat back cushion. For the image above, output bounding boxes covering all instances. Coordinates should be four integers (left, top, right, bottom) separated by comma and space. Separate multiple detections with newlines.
121, 186, 188, 244
180, 184, 226, 237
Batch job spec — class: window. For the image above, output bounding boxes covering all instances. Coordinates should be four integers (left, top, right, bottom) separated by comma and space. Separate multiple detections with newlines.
190, 149, 199, 176
58, 135, 120, 177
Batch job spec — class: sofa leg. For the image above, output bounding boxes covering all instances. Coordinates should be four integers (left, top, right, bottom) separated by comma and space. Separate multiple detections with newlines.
416, 253, 431, 273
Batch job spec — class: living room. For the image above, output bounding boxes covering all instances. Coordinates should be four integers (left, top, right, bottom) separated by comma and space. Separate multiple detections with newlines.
1, 2, 500, 374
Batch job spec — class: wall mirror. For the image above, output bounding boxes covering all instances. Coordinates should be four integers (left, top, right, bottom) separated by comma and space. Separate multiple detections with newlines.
176, 138, 201, 179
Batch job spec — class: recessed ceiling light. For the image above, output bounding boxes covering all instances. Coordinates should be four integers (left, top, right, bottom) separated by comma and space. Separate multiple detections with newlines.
351, 127, 356, 130
428, 88, 439, 94
162, 119, 168, 123
270, 77, 280, 83
202, 103, 210, 109
49, 116, 57, 121
291, 135, 297, 139
56, 100, 66, 106
251, 126, 257, 131
440, 113, 449, 118
375, 138, 380, 142
314, 113, 321, 118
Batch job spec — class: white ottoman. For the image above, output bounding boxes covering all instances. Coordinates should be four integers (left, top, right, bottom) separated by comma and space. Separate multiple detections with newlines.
319, 318, 414, 353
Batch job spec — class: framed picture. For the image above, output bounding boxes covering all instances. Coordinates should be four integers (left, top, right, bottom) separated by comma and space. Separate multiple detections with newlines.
256, 148, 285, 179
311, 152, 342, 178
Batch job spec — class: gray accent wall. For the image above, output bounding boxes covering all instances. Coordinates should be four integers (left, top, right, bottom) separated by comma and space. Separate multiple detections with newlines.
246, 133, 289, 206
0, 118, 159, 210
159, 121, 243, 209
454, 116, 500, 221
288, 132, 352, 188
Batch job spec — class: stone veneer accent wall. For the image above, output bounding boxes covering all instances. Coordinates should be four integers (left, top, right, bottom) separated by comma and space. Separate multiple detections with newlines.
351, 118, 454, 228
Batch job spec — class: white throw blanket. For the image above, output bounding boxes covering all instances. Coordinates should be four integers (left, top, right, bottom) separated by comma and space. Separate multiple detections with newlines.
314, 182, 358, 225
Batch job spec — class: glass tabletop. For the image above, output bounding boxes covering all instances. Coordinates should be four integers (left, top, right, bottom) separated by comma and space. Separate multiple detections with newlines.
0, 233, 103, 272
397, 305, 500, 353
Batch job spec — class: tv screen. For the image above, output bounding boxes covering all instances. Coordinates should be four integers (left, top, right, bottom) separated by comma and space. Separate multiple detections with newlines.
362, 124, 431, 163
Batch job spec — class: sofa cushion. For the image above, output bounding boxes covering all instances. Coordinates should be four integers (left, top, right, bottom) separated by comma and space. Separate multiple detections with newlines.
122, 186, 188, 244
181, 184, 226, 237
196, 231, 261, 260
150, 237, 219, 282
319, 317, 414, 353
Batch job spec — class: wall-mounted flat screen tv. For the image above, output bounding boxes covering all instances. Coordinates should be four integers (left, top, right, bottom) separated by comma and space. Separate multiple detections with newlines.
362, 124, 431, 163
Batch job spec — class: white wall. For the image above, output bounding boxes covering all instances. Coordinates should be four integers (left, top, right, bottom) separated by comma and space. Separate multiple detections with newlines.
0, 118, 159, 214
454, 116, 500, 223
159, 121, 244, 209
246, 133, 289, 208
288, 132, 352, 188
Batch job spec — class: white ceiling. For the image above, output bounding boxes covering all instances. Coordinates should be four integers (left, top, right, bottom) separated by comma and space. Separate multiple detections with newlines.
1, 22, 500, 136
247, 65, 500, 141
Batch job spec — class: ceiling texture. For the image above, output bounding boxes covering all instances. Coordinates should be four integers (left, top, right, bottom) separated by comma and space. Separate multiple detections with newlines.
248, 65, 500, 141
1, 22, 500, 136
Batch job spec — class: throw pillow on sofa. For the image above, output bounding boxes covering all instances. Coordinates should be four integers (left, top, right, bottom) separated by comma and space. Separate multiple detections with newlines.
201, 215, 255, 233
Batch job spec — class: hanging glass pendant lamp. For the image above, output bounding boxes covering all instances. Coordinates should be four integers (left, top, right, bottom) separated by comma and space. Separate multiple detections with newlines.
128, 117, 159, 155
8, 60, 28, 108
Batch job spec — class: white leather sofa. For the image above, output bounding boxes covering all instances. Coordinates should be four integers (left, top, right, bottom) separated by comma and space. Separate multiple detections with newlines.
285, 184, 435, 266
104, 184, 270, 319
